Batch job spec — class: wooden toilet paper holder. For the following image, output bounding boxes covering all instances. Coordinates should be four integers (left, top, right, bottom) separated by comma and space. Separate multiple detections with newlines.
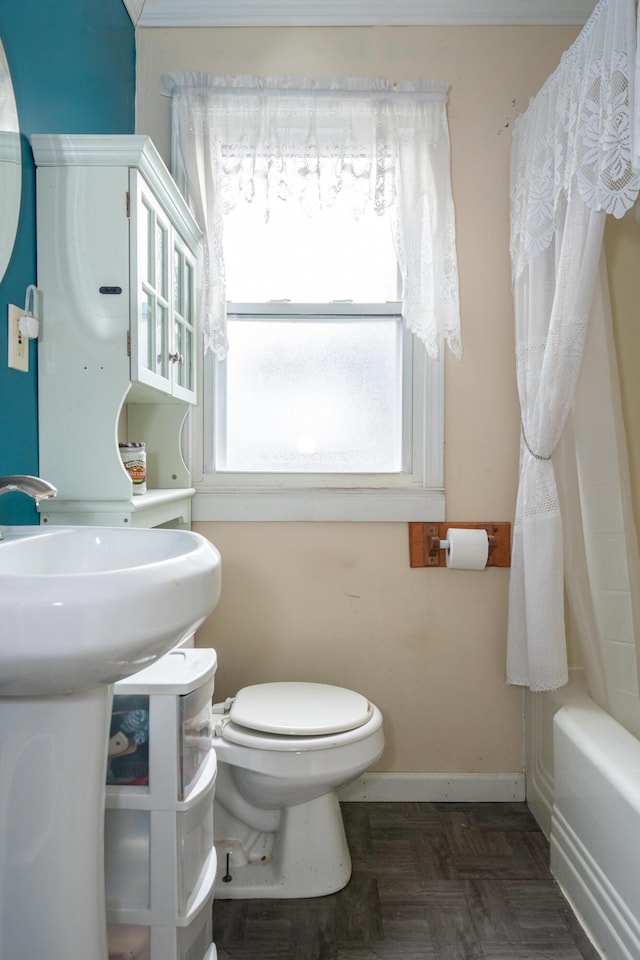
408, 522, 511, 568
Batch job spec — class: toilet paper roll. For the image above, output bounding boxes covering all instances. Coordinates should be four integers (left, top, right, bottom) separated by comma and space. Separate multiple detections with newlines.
445, 528, 489, 570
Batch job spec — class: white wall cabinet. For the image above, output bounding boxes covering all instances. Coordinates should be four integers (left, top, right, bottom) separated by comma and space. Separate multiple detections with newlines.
31, 134, 203, 529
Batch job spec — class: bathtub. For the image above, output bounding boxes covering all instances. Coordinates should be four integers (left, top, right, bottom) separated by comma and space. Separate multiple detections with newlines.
526, 671, 640, 960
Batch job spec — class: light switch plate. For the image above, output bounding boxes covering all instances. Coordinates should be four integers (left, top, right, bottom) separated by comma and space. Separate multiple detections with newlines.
8, 304, 28, 372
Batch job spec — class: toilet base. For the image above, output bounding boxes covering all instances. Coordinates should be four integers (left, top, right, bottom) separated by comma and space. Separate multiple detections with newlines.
214, 792, 352, 899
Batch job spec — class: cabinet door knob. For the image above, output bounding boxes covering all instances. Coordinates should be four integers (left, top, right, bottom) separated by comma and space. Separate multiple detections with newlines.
168, 352, 184, 363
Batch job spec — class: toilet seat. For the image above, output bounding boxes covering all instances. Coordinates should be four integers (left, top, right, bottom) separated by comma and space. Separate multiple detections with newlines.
218, 713, 382, 752
229, 682, 373, 736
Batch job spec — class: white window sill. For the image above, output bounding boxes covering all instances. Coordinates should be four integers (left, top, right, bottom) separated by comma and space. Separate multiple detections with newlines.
192, 485, 445, 522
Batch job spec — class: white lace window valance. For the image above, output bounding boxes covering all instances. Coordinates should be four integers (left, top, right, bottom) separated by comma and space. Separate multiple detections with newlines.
510, 0, 640, 280
159, 72, 462, 361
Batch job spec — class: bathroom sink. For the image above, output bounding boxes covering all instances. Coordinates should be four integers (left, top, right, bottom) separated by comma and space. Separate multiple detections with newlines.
0, 524, 221, 960
0, 525, 221, 695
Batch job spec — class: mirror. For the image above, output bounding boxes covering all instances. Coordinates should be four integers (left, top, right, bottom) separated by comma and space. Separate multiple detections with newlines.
0, 39, 21, 284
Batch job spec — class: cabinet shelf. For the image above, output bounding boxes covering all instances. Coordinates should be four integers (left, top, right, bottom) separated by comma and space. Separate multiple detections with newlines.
38, 487, 196, 529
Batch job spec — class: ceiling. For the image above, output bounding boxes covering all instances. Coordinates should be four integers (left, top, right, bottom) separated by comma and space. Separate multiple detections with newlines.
123, 0, 599, 28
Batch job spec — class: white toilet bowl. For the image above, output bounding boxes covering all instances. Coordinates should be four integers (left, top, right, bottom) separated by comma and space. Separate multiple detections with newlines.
211, 681, 384, 899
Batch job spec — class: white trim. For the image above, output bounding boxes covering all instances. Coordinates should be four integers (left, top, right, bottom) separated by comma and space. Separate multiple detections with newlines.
135, 0, 597, 27
338, 772, 526, 802
413, 332, 444, 489
525, 687, 557, 840
524, 671, 591, 840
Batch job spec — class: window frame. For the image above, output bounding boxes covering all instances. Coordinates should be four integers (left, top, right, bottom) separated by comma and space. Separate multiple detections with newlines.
188, 301, 445, 522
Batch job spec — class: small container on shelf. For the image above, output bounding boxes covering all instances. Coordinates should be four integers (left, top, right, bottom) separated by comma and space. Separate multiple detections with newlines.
119, 441, 147, 495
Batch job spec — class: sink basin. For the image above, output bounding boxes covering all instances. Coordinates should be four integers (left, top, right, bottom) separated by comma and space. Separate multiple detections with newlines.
0, 524, 222, 960
0, 525, 222, 695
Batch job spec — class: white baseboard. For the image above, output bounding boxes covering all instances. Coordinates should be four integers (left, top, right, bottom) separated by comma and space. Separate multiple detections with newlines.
338, 772, 525, 802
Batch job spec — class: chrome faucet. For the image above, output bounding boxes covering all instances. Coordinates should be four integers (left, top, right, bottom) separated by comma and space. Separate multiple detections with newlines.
0, 475, 57, 540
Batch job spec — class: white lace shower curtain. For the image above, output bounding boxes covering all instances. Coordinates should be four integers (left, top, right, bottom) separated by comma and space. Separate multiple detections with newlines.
508, 0, 640, 691
159, 73, 461, 361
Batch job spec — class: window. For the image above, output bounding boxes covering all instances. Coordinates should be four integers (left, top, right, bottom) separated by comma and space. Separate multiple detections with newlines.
211, 198, 407, 475
189, 195, 445, 520
164, 73, 461, 520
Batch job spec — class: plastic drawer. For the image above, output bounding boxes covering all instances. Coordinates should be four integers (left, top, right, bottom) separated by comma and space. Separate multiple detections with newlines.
107, 849, 217, 960
108, 649, 217, 803
107, 927, 217, 960
106, 765, 216, 920
105, 809, 150, 910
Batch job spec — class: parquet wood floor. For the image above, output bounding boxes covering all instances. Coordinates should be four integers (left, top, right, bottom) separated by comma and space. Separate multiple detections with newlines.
212, 802, 600, 960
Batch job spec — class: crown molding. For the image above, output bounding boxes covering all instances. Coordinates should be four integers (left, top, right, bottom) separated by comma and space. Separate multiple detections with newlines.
29, 134, 202, 247
122, 0, 146, 25
124, 0, 598, 28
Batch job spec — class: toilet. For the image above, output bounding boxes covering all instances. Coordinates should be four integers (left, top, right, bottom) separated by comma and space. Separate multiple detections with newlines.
211, 681, 384, 899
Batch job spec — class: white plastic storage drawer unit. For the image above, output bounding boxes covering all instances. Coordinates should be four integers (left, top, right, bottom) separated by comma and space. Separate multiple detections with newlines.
106, 648, 217, 803
105, 648, 218, 960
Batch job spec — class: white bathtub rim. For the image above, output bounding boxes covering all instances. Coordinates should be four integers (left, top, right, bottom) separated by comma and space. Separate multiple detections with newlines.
554, 703, 640, 815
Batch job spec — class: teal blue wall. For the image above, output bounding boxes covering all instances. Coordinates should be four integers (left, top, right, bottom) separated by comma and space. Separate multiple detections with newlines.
0, 0, 135, 523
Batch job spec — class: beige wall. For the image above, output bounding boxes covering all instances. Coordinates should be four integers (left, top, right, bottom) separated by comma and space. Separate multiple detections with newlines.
136, 25, 579, 774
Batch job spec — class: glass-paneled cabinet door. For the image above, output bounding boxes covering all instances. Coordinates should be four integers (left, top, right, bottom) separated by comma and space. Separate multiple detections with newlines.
130, 172, 173, 395
171, 234, 197, 403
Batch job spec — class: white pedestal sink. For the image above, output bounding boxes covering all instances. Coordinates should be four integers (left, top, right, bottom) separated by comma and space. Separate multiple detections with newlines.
0, 525, 222, 960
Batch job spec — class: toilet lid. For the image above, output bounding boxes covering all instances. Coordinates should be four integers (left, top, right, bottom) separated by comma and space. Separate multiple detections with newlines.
229, 682, 373, 736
